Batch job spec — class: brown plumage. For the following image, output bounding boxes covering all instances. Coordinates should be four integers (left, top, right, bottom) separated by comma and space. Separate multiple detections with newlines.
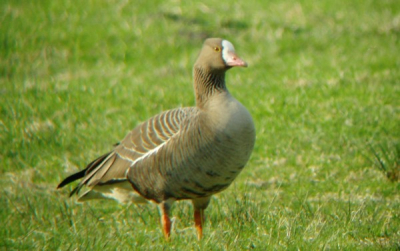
57, 38, 256, 240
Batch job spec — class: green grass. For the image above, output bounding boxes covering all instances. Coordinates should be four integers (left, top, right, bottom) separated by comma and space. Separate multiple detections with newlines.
1, 0, 399, 249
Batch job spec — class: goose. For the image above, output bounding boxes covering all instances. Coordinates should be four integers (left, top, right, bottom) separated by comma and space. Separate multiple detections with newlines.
57, 38, 256, 240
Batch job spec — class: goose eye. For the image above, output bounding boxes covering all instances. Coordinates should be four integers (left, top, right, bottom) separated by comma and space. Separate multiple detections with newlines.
214, 47, 221, 52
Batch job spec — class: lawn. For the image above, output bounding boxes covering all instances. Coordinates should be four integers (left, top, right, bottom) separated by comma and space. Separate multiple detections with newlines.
1, 0, 399, 250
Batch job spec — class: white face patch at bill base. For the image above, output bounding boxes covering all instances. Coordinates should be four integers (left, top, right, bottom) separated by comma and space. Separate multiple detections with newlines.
221, 40, 235, 63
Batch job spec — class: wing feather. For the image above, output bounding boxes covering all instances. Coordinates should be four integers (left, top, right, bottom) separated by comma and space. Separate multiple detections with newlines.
59, 107, 195, 201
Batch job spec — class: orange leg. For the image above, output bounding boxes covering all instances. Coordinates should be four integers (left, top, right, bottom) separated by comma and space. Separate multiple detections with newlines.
160, 203, 171, 240
194, 208, 204, 240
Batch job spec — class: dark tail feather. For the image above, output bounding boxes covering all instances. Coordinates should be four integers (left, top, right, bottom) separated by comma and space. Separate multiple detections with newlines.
57, 169, 87, 189
69, 185, 80, 197
57, 151, 113, 194
84, 151, 113, 176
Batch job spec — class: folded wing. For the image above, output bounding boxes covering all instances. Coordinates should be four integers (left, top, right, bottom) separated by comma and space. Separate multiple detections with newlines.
57, 107, 195, 202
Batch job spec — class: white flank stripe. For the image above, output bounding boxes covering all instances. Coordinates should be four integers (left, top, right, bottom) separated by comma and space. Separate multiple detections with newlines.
124, 139, 169, 176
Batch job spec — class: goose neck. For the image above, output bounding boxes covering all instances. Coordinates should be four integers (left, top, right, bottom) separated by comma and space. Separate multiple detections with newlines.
193, 66, 227, 107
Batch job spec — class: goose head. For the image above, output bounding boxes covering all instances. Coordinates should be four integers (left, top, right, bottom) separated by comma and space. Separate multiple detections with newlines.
194, 38, 247, 73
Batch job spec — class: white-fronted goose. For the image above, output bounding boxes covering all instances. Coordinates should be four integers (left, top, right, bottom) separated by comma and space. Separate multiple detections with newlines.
58, 38, 256, 240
